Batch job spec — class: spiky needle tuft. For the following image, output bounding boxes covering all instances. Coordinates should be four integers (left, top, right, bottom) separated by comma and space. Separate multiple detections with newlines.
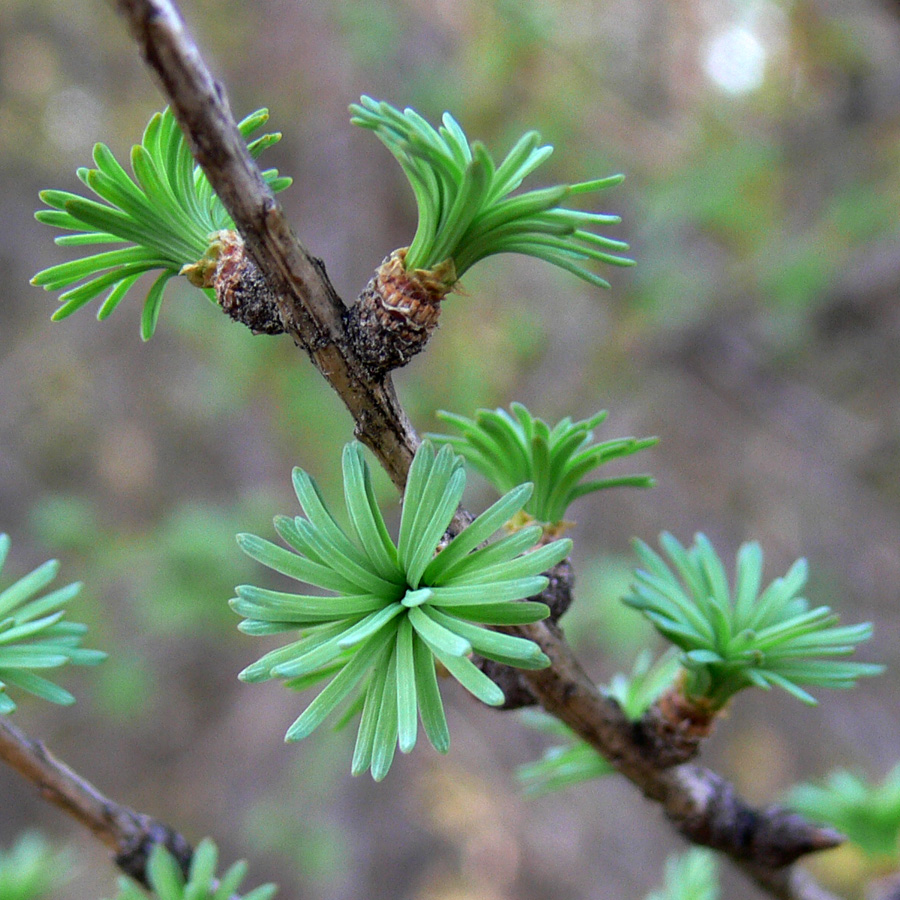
32, 107, 291, 340
232, 441, 571, 781
350, 95, 633, 288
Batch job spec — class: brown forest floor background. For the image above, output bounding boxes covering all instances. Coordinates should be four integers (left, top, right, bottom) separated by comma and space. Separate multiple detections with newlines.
2, 1, 900, 898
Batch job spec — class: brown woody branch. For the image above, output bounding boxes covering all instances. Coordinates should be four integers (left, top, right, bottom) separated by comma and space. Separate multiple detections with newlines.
513, 618, 844, 897
0, 716, 192, 887
111, 0, 418, 492
1, 0, 848, 897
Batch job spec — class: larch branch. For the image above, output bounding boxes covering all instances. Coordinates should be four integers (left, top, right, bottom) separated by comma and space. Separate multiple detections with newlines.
0, 716, 191, 887
16, 2, 848, 899
111, 0, 418, 490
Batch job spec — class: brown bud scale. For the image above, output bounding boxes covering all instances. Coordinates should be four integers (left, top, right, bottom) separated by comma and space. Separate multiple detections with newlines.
632, 682, 718, 767
346, 249, 456, 378
182, 230, 285, 335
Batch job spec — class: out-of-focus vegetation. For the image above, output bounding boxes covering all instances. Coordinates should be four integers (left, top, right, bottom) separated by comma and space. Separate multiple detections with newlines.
0, 832, 68, 900
2, 1, 899, 898
785, 763, 900, 890
644, 848, 720, 900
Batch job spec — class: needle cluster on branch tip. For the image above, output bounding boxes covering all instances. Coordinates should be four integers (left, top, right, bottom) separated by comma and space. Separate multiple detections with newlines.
624, 532, 882, 712
350, 95, 633, 286
31, 107, 290, 339
428, 403, 656, 528
232, 441, 571, 781
0, 534, 105, 714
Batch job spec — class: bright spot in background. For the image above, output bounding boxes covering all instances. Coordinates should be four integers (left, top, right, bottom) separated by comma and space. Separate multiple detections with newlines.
704, 25, 767, 95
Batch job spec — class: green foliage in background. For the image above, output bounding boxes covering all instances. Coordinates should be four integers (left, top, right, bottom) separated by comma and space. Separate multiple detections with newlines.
516, 650, 679, 795
0, 832, 69, 900
350, 96, 633, 284
0, 534, 105, 714
32, 107, 291, 339
643, 848, 719, 900
429, 404, 655, 526
623, 533, 882, 710
785, 764, 900, 863
232, 441, 570, 780
108, 838, 276, 900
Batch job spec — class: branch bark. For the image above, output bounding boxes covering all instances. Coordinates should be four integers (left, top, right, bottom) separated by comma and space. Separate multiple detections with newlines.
111, 0, 418, 491
0, 717, 192, 887
2, 1, 850, 898
513, 620, 843, 865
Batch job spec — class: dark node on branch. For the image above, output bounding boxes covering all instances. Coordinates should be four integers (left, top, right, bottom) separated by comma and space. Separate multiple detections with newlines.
211, 231, 286, 335
673, 768, 845, 868
633, 685, 716, 769
472, 559, 574, 709
345, 249, 456, 378
184, 230, 285, 335
115, 819, 194, 887
541, 557, 574, 622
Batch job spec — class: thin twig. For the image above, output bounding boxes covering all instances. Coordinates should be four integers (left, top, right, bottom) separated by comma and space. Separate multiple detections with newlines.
111, 0, 418, 491
513, 620, 844, 867
0, 716, 192, 887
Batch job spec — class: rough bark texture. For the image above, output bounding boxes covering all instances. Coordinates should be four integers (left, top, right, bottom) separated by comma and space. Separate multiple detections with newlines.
0, 717, 193, 888
345, 249, 456, 378
511, 616, 844, 867
210, 231, 285, 335
113, 0, 419, 492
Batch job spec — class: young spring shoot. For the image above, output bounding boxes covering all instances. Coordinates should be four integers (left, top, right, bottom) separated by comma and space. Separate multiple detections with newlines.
351, 95, 633, 287
624, 533, 882, 713
232, 441, 570, 781
429, 404, 656, 528
32, 107, 291, 340
0, 534, 105, 714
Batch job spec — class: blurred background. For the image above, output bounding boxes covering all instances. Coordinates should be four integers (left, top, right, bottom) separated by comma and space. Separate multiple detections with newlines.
1, 0, 899, 897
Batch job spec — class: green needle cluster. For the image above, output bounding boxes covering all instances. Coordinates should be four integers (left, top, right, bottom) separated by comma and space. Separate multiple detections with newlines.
108, 838, 276, 900
624, 533, 882, 709
232, 441, 570, 781
0, 534, 105, 714
0, 831, 70, 900
350, 96, 633, 286
32, 107, 291, 339
429, 404, 656, 526
516, 650, 679, 796
645, 849, 719, 900
786, 764, 900, 862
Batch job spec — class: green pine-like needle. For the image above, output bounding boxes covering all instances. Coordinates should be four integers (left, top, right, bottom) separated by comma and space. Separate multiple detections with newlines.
785, 763, 900, 863
351, 96, 633, 285
0, 534, 105, 714
624, 533, 883, 709
429, 403, 656, 526
33, 107, 291, 339
233, 441, 571, 780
